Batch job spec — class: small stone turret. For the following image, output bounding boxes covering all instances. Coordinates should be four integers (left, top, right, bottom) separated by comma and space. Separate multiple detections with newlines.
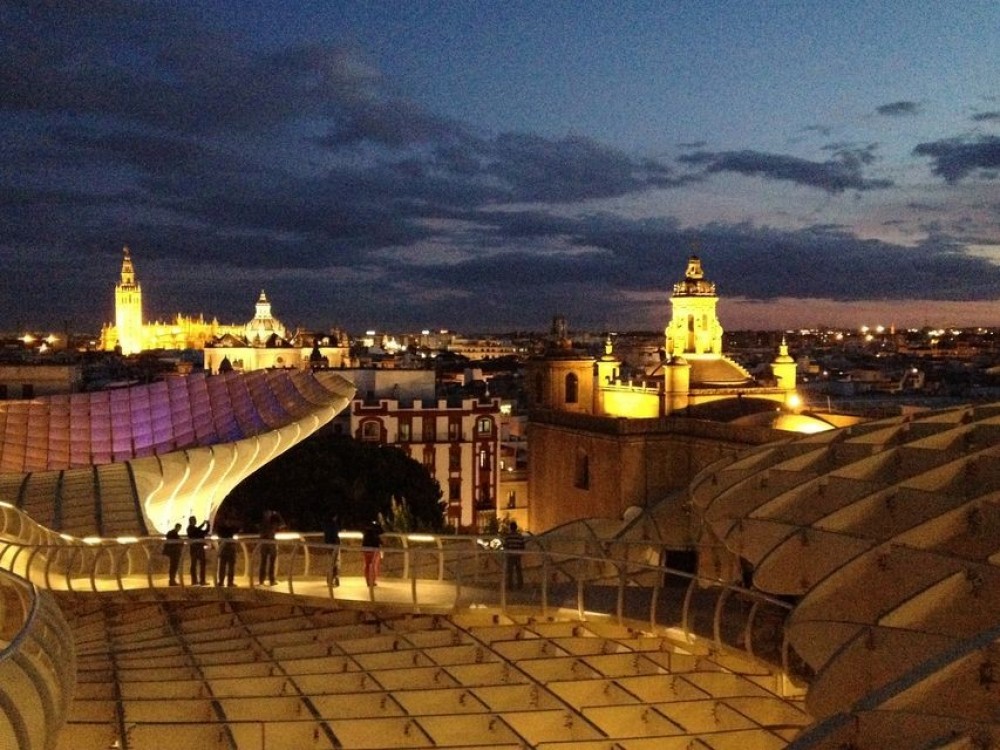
772, 337, 796, 392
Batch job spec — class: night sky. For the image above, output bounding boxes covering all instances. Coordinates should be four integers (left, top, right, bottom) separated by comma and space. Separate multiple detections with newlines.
4, 1, 1000, 334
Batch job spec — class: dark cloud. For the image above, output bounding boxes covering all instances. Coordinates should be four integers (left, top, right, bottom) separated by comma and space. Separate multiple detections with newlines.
913, 136, 1000, 182
1, 3, 386, 134
971, 111, 1000, 122
876, 101, 921, 117
2, 3, 997, 333
485, 133, 687, 202
803, 125, 833, 137
678, 148, 892, 193
395, 210, 1000, 307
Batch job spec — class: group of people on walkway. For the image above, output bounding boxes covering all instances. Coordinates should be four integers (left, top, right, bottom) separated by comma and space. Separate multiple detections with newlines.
162, 513, 528, 590
161, 512, 386, 588
162, 509, 285, 587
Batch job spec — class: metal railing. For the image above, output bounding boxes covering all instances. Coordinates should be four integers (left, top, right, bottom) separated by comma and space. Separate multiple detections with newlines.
0, 568, 76, 750
0, 526, 802, 683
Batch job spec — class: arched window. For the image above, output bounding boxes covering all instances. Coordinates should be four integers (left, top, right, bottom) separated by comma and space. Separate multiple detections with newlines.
565, 373, 579, 404
361, 421, 381, 442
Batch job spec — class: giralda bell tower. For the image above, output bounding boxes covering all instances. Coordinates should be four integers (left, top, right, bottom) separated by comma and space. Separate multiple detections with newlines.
114, 246, 144, 355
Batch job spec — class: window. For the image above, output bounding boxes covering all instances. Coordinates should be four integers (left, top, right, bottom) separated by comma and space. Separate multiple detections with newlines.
478, 448, 489, 469
423, 418, 436, 442
477, 417, 492, 435
449, 446, 461, 471
574, 449, 590, 490
565, 373, 578, 404
448, 419, 461, 441
507, 490, 517, 509
449, 478, 461, 501
398, 421, 411, 442
476, 486, 493, 509
361, 421, 381, 442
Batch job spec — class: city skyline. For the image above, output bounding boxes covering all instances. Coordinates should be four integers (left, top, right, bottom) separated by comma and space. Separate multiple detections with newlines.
3, 2, 1000, 332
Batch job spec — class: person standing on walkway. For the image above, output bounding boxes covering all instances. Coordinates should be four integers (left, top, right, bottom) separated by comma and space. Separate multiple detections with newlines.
163, 523, 183, 586
258, 509, 284, 585
503, 521, 526, 590
214, 513, 239, 587
362, 520, 383, 587
186, 516, 209, 586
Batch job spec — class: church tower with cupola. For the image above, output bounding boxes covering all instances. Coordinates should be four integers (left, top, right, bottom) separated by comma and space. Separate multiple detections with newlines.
771, 336, 798, 401
114, 246, 144, 355
245, 290, 287, 346
665, 255, 723, 358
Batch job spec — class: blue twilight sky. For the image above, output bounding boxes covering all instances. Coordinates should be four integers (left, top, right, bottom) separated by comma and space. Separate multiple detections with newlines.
3, 1, 1000, 333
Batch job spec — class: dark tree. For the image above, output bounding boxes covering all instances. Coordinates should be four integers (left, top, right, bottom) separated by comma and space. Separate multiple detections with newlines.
221, 432, 445, 533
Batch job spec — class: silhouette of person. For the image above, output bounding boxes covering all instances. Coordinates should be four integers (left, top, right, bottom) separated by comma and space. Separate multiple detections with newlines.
503, 521, 526, 590
163, 523, 183, 586
258, 510, 284, 585
362, 521, 383, 587
214, 513, 240, 587
186, 516, 209, 585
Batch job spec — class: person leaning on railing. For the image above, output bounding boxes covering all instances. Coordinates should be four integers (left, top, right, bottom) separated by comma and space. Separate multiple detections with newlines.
362, 520, 383, 587
503, 521, 526, 590
214, 513, 240, 587
162, 523, 183, 586
258, 509, 284, 586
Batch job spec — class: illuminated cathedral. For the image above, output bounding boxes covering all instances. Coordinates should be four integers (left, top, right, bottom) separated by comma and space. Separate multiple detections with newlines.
99, 247, 349, 370
100, 247, 244, 353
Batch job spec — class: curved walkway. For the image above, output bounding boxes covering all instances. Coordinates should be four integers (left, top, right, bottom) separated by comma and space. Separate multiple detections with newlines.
2, 501, 806, 749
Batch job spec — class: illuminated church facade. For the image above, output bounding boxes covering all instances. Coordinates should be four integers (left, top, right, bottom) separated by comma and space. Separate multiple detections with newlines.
528, 255, 798, 421
99, 247, 350, 371
526, 255, 822, 532
202, 290, 349, 373
100, 247, 245, 354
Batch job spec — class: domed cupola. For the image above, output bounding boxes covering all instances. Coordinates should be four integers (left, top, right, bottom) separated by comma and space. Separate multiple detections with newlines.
672, 255, 716, 297
244, 290, 287, 347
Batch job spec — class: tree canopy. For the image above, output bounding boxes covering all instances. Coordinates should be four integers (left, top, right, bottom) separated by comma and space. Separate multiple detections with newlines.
221, 431, 445, 534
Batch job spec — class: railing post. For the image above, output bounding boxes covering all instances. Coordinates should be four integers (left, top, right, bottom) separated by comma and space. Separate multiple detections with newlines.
287, 544, 300, 595
650, 577, 660, 633
410, 548, 419, 612
616, 563, 626, 626
144, 540, 156, 590
713, 586, 731, 651
454, 546, 463, 607
744, 600, 760, 660
500, 551, 508, 613
541, 553, 549, 617
436, 539, 445, 581
681, 576, 697, 641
